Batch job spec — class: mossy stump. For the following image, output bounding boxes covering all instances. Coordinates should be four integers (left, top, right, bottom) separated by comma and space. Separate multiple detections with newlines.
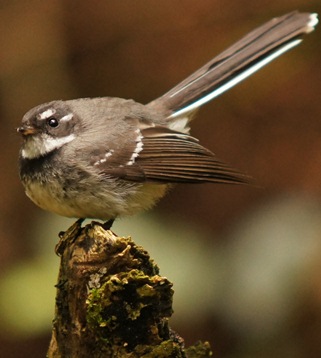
47, 220, 213, 357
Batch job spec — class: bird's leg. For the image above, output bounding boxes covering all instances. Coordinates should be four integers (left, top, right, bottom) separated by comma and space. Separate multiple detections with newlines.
102, 219, 115, 230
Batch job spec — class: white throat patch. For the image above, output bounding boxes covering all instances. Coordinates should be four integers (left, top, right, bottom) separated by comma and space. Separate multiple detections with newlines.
21, 133, 75, 159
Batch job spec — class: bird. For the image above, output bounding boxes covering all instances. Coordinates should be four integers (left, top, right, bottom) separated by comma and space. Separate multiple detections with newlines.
17, 11, 318, 228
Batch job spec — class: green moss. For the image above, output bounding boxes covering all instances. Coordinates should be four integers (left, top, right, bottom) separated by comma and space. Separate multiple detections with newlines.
50, 222, 212, 357
86, 268, 173, 337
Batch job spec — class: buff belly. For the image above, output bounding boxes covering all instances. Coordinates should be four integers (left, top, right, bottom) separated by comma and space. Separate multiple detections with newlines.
23, 179, 168, 220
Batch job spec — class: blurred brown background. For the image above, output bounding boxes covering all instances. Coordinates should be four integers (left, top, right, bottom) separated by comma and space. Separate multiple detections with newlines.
1, 1, 321, 357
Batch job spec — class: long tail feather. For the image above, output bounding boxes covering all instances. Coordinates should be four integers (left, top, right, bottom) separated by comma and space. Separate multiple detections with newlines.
148, 12, 318, 120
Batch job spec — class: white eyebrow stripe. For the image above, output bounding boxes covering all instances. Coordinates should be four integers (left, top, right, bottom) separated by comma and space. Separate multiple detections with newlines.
39, 108, 56, 120
60, 113, 74, 122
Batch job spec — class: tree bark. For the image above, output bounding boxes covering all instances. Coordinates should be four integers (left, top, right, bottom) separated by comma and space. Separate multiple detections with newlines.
47, 220, 212, 357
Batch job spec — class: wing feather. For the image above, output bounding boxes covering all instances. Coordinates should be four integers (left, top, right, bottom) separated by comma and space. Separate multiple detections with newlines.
92, 124, 248, 184
136, 127, 248, 183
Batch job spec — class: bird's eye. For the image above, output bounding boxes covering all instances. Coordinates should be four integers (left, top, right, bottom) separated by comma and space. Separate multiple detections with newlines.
47, 117, 59, 128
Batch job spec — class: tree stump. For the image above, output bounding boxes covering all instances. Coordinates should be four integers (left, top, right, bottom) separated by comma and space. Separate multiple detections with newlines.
47, 220, 212, 357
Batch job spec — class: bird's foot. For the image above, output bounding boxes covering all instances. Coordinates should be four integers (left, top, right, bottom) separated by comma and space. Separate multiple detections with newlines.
58, 218, 84, 238
56, 218, 85, 255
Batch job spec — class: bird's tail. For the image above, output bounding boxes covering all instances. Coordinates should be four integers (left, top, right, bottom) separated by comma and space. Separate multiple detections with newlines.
148, 11, 318, 125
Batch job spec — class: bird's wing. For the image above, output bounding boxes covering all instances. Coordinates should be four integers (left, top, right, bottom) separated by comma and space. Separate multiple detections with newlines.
91, 124, 248, 184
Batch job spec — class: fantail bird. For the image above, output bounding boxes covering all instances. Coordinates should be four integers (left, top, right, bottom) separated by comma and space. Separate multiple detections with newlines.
17, 11, 318, 226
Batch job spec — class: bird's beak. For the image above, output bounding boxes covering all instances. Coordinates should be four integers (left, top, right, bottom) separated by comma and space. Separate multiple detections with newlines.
17, 125, 39, 136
